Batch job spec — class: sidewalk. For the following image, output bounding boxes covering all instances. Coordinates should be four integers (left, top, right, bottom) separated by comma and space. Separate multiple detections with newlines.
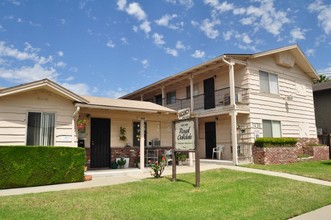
0, 162, 330, 219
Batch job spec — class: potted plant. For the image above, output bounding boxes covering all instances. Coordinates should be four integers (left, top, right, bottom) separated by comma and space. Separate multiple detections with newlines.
176, 153, 187, 166
111, 161, 118, 169
77, 118, 87, 130
119, 126, 127, 141
117, 157, 127, 169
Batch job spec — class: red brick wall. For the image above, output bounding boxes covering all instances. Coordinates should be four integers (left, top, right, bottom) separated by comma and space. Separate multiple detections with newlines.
253, 146, 298, 165
313, 146, 329, 160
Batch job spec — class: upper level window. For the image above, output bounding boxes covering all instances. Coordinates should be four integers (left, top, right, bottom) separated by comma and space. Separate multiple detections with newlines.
259, 71, 279, 94
166, 91, 176, 104
155, 94, 162, 105
186, 83, 199, 99
27, 112, 55, 146
262, 120, 281, 137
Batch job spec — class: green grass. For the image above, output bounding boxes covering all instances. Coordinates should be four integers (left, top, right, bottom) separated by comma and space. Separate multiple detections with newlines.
244, 160, 331, 181
1, 169, 331, 219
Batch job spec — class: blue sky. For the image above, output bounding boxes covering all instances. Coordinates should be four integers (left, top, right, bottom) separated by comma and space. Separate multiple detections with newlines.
0, 0, 331, 98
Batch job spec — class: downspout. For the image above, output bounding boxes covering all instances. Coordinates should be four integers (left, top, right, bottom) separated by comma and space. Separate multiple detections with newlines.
72, 106, 80, 146
221, 56, 239, 166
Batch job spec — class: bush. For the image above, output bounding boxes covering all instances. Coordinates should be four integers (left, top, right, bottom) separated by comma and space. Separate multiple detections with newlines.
255, 138, 298, 148
0, 146, 85, 189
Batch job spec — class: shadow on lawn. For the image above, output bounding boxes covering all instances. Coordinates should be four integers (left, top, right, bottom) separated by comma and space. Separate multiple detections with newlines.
164, 176, 195, 187
321, 160, 331, 166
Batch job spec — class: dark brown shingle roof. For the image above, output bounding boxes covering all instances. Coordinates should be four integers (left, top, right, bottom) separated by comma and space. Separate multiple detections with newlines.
313, 81, 331, 92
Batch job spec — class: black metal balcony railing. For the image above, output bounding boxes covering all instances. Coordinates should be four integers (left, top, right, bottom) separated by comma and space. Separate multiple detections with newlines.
163, 87, 248, 111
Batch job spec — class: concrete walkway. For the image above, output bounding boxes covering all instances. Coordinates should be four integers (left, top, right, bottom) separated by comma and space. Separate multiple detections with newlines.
0, 162, 330, 219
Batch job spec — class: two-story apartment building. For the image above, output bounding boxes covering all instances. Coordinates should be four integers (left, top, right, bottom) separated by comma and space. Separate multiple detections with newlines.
122, 45, 319, 165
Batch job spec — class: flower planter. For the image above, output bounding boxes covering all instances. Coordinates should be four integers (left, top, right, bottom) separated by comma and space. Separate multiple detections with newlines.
116, 157, 130, 169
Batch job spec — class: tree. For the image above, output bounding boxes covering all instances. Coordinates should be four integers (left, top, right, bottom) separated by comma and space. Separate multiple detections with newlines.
314, 74, 330, 84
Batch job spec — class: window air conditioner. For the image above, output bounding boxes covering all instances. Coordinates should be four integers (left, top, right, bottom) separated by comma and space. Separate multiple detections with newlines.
224, 93, 243, 105
152, 139, 161, 147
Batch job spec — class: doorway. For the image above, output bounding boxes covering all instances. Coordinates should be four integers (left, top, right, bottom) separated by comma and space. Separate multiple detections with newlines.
204, 77, 215, 110
90, 118, 111, 168
205, 122, 216, 159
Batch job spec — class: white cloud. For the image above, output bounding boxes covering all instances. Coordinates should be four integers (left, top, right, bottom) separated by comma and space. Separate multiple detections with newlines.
308, 0, 331, 35
117, 0, 127, 11
176, 41, 186, 50
121, 37, 128, 44
0, 64, 58, 83
58, 51, 64, 57
193, 19, 221, 39
106, 88, 127, 98
141, 59, 149, 69
126, 2, 147, 21
234, 33, 252, 44
118, 1, 151, 34
305, 48, 315, 57
165, 48, 178, 57
289, 27, 306, 43
204, 0, 234, 13
139, 20, 151, 34
153, 33, 165, 46
106, 40, 115, 48
239, 0, 290, 36
61, 82, 90, 96
0, 41, 39, 62
155, 14, 181, 30
167, 0, 193, 9
56, 61, 67, 68
8, 0, 21, 6
191, 50, 205, 58
223, 30, 234, 40
65, 76, 74, 81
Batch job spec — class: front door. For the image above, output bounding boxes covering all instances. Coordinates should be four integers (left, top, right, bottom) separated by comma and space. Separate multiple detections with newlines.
204, 77, 215, 109
90, 118, 111, 168
205, 122, 216, 158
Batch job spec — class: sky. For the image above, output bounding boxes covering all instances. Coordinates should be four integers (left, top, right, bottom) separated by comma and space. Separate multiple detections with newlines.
0, 0, 331, 98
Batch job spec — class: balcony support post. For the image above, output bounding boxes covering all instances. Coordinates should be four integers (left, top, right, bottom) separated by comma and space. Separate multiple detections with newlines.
189, 75, 194, 111
161, 87, 165, 106
222, 56, 239, 166
140, 118, 145, 170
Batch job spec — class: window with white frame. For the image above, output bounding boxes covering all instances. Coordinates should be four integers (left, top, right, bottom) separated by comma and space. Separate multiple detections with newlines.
27, 112, 55, 146
166, 91, 176, 104
259, 71, 279, 94
262, 120, 281, 137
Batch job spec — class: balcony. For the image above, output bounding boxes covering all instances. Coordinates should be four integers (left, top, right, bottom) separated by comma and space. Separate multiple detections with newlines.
164, 87, 248, 111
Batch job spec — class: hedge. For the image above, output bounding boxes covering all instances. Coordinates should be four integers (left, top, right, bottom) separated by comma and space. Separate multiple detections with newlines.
254, 137, 298, 148
0, 146, 85, 189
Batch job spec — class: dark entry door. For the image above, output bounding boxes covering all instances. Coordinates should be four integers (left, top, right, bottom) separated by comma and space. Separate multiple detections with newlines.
205, 122, 216, 159
90, 118, 111, 168
204, 77, 215, 109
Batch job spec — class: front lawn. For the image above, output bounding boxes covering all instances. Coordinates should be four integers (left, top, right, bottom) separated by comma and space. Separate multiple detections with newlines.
1, 169, 331, 219
244, 160, 331, 181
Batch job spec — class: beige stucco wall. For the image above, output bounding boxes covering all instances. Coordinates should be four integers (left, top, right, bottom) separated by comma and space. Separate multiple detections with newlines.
0, 89, 76, 146
78, 108, 175, 149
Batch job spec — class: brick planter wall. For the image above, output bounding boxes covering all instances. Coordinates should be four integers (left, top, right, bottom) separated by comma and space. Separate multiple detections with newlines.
252, 138, 329, 165
253, 146, 298, 165
313, 146, 329, 160
111, 147, 140, 168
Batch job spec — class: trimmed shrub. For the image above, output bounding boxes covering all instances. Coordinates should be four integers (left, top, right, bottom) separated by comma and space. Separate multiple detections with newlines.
0, 146, 85, 189
255, 138, 298, 148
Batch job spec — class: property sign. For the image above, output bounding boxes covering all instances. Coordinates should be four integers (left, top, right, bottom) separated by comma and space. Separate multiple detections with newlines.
178, 108, 191, 120
174, 119, 195, 151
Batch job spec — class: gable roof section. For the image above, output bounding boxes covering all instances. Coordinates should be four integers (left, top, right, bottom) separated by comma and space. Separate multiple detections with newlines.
249, 44, 318, 80
122, 44, 318, 99
77, 96, 177, 114
313, 81, 331, 92
0, 78, 88, 103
